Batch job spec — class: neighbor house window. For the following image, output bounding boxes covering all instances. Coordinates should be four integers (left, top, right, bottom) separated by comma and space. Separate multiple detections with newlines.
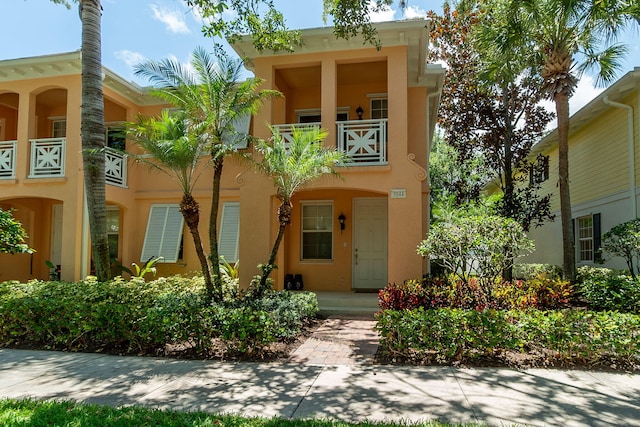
530, 154, 550, 185
301, 202, 333, 260
369, 98, 388, 119
141, 204, 184, 263
577, 213, 601, 262
218, 202, 240, 262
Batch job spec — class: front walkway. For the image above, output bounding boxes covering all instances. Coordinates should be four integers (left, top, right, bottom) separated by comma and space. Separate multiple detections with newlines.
1, 346, 639, 426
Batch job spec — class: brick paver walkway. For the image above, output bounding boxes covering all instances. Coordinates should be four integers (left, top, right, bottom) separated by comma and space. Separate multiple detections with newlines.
288, 316, 379, 365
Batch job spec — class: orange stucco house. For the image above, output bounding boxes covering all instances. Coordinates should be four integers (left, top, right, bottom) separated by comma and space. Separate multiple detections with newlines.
0, 19, 444, 292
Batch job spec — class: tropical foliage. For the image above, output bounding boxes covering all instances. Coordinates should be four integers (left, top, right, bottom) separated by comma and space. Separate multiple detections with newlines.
601, 219, 640, 278
250, 126, 349, 296
135, 47, 280, 302
0, 209, 33, 255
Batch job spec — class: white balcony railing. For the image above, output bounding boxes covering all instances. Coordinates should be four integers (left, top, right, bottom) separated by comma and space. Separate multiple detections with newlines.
337, 119, 387, 165
29, 138, 65, 178
105, 147, 127, 187
0, 140, 17, 179
272, 119, 388, 165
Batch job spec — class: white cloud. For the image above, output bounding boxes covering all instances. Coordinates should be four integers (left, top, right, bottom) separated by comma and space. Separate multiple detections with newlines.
403, 5, 427, 19
368, 3, 396, 23
114, 50, 146, 68
150, 4, 190, 34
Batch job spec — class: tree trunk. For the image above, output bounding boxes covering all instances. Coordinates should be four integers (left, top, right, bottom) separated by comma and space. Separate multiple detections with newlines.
555, 90, 576, 282
180, 193, 213, 294
502, 85, 515, 282
208, 155, 224, 302
256, 201, 291, 297
80, 0, 110, 281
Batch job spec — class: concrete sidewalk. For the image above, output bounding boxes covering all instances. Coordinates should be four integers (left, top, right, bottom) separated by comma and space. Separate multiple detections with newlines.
1, 348, 639, 426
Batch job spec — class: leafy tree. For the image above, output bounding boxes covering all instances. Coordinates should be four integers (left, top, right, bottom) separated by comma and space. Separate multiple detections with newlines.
0, 208, 34, 255
127, 110, 213, 292
478, 0, 640, 281
602, 219, 640, 279
184, 0, 409, 52
135, 47, 280, 302
250, 126, 348, 297
417, 214, 534, 300
51, 0, 110, 281
427, 3, 554, 234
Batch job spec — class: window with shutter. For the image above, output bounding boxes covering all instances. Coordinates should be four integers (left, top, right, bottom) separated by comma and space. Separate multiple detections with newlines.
219, 202, 240, 262
141, 204, 184, 263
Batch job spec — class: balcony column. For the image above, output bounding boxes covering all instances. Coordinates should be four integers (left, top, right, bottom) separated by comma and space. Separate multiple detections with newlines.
15, 90, 35, 181
386, 48, 408, 161
252, 61, 275, 140
321, 58, 337, 148
61, 81, 86, 280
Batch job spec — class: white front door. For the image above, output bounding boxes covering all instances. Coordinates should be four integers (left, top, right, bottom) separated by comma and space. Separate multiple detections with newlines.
51, 204, 63, 268
353, 198, 388, 289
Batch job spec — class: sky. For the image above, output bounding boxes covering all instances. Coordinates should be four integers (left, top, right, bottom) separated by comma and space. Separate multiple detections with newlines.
1, 0, 639, 115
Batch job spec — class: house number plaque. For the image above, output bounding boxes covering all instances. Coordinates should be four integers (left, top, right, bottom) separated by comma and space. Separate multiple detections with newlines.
390, 189, 407, 199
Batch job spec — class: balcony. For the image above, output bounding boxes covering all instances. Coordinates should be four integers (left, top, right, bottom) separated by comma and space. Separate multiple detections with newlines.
29, 138, 65, 178
105, 147, 127, 188
272, 119, 388, 166
0, 140, 17, 179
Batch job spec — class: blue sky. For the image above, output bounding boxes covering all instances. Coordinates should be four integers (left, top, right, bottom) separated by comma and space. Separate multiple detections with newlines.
2, 0, 638, 112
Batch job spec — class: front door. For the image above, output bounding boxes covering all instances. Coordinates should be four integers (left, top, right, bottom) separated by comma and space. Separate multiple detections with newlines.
352, 198, 388, 290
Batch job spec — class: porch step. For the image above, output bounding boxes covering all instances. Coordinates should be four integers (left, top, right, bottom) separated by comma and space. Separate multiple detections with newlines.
313, 291, 380, 317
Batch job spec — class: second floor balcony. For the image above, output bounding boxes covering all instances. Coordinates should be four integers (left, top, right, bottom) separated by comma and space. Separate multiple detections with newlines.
0, 138, 127, 187
273, 119, 388, 166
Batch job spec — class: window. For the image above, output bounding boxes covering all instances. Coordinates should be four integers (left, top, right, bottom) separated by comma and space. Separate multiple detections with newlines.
106, 124, 125, 151
530, 154, 550, 185
301, 202, 333, 260
52, 119, 66, 138
370, 98, 388, 119
106, 207, 120, 262
296, 108, 350, 123
577, 213, 601, 262
141, 204, 184, 263
219, 202, 240, 262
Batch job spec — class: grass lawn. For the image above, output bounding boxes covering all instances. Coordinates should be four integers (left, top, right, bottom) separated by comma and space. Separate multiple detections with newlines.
0, 398, 484, 427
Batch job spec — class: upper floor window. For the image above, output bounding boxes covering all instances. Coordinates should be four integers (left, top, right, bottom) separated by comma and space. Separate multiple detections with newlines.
51, 119, 66, 138
106, 124, 126, 151
369, 97, 388, 119
530, 154, 550, 186
296, 108, 350, 123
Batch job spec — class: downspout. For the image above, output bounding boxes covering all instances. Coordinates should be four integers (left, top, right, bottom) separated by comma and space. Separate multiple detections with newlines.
603, 96, 636, 219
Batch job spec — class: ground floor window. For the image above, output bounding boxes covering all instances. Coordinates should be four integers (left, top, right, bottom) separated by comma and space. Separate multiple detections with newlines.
219, 202, 240, 262
301, 202, 333, 260
576, 213, 601, 262
106, 206, 120, 262
141, 204, 184, 263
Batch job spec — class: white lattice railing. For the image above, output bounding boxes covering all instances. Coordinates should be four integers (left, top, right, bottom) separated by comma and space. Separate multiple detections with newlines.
29, 138, 65, 178
272, 120, 388, 165
337, 119, 387, 165
0, 140, 17, 179
271, 123, 321, 148
105, 147, 127, 187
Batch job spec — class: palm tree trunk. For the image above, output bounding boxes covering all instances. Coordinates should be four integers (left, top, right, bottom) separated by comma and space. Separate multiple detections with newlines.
180, 193, 213, 294
208, 155, 224, 302
555, 90, 576, 282
256, 201, 292, 296
80, 0, 110, 281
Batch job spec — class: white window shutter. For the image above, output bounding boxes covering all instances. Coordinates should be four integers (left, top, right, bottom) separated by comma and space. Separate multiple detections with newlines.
219, 202, 240, 262
141, 204, 184, 263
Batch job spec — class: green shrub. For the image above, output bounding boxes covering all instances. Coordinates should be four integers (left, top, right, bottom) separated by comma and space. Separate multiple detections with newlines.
376, 308, 640, 367
0, 276, 318, 357
578, 274, 640, 313
601, 218, 640, 278
512, 263, 562, 280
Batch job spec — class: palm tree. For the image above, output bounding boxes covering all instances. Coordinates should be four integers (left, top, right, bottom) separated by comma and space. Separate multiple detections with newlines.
250, 126, 349, 297
134, 47, 279, 302
482, 0, 639, 281
127, 110, 213, 294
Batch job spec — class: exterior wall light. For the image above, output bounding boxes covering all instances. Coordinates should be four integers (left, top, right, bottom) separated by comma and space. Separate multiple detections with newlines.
338, 213, 346, 232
